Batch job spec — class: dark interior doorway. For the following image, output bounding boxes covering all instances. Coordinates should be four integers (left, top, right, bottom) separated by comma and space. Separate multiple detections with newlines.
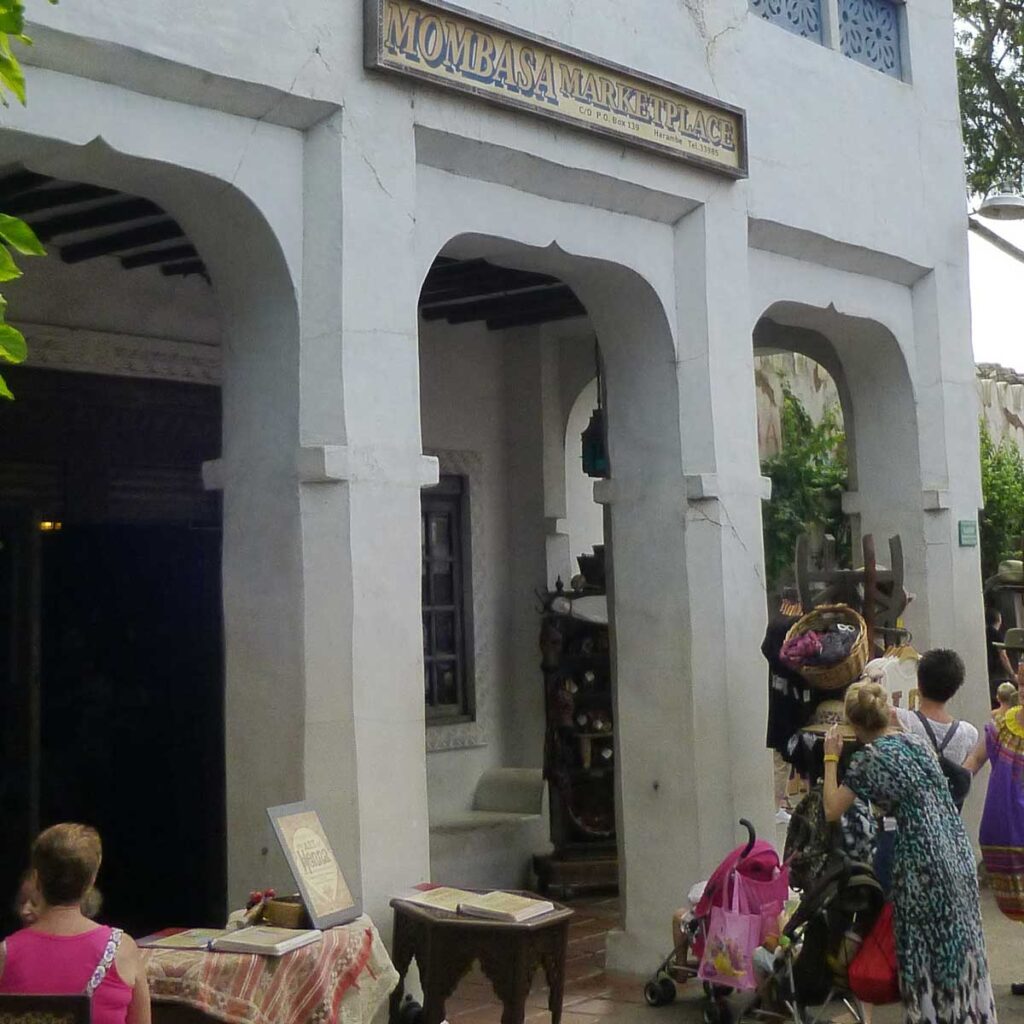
0, 367, 224, 935
39, 524, 225, 935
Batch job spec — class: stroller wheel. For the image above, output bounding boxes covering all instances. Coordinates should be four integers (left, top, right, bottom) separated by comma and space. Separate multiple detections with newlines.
644, 981, 666, 1007
657, 978, 676, 1004
703, 1001, 733, 1024
704, 999, 729, 1024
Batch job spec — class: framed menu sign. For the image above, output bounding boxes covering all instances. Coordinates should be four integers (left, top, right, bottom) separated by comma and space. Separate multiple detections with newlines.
267, 803, 361, 928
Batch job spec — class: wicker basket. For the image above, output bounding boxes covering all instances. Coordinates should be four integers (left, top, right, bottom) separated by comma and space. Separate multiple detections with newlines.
784, 604, 868, 692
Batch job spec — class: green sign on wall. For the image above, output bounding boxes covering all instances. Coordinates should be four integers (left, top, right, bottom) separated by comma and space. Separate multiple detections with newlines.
958, 519, 978, 547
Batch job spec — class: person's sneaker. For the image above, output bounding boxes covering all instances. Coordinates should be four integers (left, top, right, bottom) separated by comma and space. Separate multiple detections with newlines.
775, 807, 792, 825
1011, 983, 1024, 996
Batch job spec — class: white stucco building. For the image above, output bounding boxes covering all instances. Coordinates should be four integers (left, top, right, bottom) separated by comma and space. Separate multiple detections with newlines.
0, 0, 987, 971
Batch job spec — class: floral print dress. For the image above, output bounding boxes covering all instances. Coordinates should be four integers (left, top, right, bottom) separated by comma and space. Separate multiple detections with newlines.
844, 733, 996, 1024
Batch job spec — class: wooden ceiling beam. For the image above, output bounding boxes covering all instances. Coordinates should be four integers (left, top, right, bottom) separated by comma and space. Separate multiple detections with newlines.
31, 199, 164, 242
423, 285, 581, 325
3, 184, 118, 216
420, 269, 560, 304
160, 259, 210, 282
0, 170, 52, 204
120, 245, 200, 270
60, 221, 186, 263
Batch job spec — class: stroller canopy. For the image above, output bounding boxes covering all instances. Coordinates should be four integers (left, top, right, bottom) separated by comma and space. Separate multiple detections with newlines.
694, 839, 784, 919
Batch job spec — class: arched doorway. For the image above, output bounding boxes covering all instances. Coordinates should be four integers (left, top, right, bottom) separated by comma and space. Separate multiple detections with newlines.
0, 113, 303, 934
410, 217, 740, 966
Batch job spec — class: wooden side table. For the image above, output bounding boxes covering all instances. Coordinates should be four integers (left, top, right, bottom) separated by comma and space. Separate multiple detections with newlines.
388, 897, 573, 1024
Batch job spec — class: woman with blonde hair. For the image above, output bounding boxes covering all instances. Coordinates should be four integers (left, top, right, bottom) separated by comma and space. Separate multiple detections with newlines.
823, 683, 994, 1024
0, 824, 150, 1024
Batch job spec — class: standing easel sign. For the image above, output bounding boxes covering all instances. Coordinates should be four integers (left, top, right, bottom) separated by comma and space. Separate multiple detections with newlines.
267, 802, 362, 928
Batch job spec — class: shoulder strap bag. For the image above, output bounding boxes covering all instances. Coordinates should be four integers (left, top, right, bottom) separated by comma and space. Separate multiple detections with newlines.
913, 712, 971, 811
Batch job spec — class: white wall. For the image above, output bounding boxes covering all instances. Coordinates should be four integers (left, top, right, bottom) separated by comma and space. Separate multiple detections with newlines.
418, 317, 550, 822
6, 237, 220, 345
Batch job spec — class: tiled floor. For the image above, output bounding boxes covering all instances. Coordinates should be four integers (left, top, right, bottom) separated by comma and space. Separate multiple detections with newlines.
438, 895, 649, 1024
435, 888, 1024, 1024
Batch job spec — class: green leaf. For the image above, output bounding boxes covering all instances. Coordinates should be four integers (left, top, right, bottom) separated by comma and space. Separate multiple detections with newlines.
0, 371, 13, 400
0, 214, 44, 256
0, 243, 22, 282
0, 321, 26, 363
0, 32, 26, 105
0, 3, 25, 35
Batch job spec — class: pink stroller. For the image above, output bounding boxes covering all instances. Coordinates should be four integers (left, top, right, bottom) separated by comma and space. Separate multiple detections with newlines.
644, 820, 789, 1010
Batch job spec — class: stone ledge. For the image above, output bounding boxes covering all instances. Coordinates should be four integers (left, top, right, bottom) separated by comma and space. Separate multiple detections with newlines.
298, 445, 440, 486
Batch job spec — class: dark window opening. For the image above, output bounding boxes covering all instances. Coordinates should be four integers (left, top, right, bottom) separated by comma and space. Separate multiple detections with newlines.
421, 475, 474, 721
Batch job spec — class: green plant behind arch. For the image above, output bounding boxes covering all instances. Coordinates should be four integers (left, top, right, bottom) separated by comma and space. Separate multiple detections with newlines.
761, 385, 851, 592
979, 418, 1024, 580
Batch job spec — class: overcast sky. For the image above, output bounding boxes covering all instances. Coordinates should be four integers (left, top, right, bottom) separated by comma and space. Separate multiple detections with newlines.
969, 216, 1024, 372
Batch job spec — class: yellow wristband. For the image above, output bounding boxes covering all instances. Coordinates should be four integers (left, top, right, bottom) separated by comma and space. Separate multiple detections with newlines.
823, 754, 840, 764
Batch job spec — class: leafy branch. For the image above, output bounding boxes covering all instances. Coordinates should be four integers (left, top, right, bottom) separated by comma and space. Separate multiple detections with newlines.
0, 0, 55, 398
955, 0, 1024, 194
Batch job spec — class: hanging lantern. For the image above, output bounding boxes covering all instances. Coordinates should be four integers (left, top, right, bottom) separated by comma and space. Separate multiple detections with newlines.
581, 407, 609, 479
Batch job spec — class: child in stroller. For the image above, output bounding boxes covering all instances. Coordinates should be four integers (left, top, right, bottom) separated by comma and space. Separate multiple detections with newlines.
645, 821, 883, 1024
644, 821, 788, 1008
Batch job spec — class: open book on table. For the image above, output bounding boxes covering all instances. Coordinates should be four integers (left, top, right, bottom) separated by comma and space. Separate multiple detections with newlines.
396, 886, 555, 923
209, 925, 323, 956
138, 928, 228, 950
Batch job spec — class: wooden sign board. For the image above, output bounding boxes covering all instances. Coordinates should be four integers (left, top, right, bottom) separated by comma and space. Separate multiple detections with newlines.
365, 0, 747, 177
267, 803, 361, 929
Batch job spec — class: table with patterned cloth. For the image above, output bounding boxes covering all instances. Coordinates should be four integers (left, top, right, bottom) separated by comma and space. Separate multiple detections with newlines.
141, 917, 398, 1024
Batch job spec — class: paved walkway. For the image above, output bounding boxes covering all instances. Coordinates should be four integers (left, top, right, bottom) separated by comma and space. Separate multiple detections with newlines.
439, 890, 1022, 1024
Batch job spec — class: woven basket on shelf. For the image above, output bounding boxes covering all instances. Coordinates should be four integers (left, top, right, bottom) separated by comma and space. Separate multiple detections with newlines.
784, 603, 868, 692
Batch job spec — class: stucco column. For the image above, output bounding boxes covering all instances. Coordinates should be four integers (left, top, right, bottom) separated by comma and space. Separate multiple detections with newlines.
911, 265, 987, 720
676, 197, 776, 892
296, 105, 432, 934
219, 234, 306, 910
599, 196, 774, 974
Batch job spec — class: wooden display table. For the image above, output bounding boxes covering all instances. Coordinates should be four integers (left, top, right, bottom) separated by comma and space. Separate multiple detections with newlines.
388, 896, 573, 1024
142, 916, 397, 1024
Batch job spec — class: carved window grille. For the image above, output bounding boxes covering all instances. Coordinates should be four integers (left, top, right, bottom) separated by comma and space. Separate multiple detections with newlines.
839, 0, 902, 77
422, 475, 475, 720
749, 0, 823, 42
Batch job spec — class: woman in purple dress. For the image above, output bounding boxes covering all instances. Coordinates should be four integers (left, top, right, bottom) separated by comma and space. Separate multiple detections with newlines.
967, 665, 1024, 994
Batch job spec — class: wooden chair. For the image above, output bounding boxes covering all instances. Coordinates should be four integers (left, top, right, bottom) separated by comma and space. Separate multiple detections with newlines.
0, 994, 91, 1024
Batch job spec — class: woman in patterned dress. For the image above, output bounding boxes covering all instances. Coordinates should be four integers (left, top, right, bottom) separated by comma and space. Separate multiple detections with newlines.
823, 683, 996, 1024
966, 665, 1024, 995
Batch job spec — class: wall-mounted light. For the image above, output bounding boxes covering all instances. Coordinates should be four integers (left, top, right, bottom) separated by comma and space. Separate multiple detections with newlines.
38, 521, 63, 532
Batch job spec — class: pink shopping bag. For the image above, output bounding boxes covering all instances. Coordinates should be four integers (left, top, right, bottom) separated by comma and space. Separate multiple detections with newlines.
738, 866, 789, 945
697, 870, 761, 991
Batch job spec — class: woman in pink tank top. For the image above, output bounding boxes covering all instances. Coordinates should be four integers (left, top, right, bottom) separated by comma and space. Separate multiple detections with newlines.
0, 824, 150, 1024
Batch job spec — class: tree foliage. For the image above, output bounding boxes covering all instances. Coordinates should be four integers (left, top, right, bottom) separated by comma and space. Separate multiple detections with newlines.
955, 0, 1024, 195
979, 418, 1024, 579
761, 386, 851, 591
0, 0, 53, 398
